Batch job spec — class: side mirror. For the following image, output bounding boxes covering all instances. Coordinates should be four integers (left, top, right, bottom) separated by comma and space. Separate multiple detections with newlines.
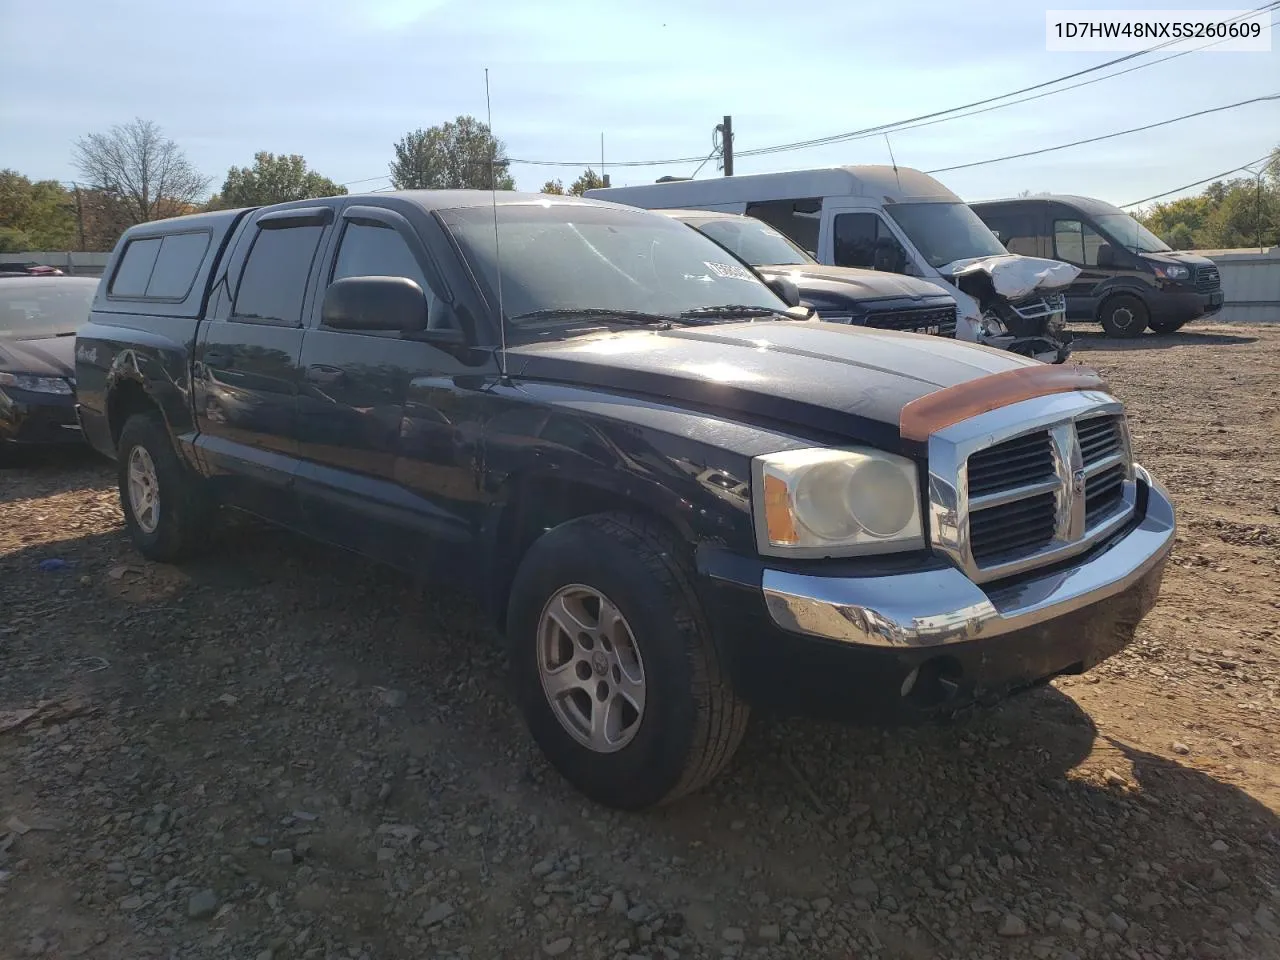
766, 275, 801, 308
321, 276, 429, 334
784, 305, 815, 321
1096, 243, 1117, 268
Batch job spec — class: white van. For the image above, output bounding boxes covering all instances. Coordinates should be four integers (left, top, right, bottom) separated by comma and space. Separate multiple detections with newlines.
586, 165, 1078, 363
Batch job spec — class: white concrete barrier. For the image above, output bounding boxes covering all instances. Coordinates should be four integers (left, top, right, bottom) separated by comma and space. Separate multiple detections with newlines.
1189, 247, 1280, 324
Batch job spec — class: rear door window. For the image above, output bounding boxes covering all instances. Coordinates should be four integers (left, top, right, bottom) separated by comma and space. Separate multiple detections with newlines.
233, 224, 325, 324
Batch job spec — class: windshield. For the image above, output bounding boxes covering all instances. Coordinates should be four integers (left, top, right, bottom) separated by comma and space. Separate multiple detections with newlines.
883, 201, 1008, 268
1094, 213, 1172, 254
438, 203, 788, 334
0, 278, 98, 339
687, 217, 812, 267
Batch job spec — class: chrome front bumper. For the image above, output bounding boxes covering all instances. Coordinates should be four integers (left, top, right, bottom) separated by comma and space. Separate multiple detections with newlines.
762, 467, 1174, 649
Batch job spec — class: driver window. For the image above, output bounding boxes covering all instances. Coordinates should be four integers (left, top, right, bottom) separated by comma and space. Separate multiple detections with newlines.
1053, 219, 1106, 267
833, 213, 910, 274
330, 220, 449, 327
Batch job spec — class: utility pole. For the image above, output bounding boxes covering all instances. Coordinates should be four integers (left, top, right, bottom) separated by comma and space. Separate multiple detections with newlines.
719, 115, 734, 176
73, 184, 86, 252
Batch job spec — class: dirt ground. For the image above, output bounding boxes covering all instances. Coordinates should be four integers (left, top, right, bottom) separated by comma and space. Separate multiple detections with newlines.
1, 322, 1278, 960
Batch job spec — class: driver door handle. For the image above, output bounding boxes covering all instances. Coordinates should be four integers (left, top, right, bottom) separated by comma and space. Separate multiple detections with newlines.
306, 364, 345, 386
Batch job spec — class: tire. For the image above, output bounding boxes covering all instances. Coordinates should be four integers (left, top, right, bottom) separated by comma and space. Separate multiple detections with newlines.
506, 512, 750, 810
116, 411, 215, 562
1148, 318, 1187, 335
1098, 294, 1149, 338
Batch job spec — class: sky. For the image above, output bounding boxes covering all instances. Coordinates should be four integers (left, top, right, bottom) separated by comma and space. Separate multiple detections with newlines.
2, 0, 1277, 210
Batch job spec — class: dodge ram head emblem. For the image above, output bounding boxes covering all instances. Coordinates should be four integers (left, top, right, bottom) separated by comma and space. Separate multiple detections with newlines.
1072, 468, 1086, 497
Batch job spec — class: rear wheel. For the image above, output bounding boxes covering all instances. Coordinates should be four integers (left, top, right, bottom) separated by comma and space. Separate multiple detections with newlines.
506, 512, 749, 809
116, 411, 215, 562
1148, 317, 1188, 335
1098, 294, 1149, 338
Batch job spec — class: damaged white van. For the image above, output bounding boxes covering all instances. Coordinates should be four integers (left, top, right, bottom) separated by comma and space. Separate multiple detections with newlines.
586, 165, 1077, 364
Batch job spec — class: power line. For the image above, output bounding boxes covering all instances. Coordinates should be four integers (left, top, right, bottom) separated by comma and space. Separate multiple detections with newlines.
749, 13, 1280, 156
923, 93, 1279, 175
335, 1, 1279, 180
733, 1, 1279, 159
1121, 154, 1277, 207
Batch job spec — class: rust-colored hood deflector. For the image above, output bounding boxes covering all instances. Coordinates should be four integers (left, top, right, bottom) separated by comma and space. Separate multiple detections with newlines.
900, 365, 1109, 442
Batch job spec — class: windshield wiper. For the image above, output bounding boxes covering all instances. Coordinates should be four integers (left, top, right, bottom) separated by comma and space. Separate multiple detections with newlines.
508, 307, 682, 329
678, 304, 786, 319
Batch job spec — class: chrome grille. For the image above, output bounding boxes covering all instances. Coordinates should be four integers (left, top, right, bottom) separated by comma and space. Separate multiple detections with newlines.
865, 305, 957, 337
1195, 264, 1221, 293
967, 432, 1057, 563
927, 393, 1138, 585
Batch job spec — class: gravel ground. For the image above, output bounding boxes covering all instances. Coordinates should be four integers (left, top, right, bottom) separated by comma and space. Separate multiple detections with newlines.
2, 323, 1278, 960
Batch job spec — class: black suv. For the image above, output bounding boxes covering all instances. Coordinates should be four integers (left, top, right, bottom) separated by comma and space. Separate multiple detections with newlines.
75, 191, 1175, 809
971, 195, 1224, 337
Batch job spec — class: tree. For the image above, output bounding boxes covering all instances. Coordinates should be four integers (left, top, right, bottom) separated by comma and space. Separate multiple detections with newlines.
388, 116, 515, 191
71, 117, 211, 226
567, 168, 604, 196
215, 152, 346, 208
540, 179, 565, 195
0, 170, 77, 250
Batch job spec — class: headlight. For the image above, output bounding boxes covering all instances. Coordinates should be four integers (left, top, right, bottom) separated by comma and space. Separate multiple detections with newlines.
752, 447, 924, 557
978, 313, 1008, 338
1153, 264, 1190, 281
0, 372, 74, 395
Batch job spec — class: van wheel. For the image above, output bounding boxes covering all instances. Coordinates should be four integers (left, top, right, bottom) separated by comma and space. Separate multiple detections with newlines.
505, 512, 750, 810
1148, 318, 1187, 335
116, 412, 214, 562
1098, 294, 1149, 338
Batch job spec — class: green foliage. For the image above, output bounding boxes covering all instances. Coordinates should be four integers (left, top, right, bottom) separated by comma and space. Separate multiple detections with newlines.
1135, 143, 1280, 250
0, 227, 34, 253
540, 179, 565, 195
389, 116, 515, 191
567, 168, 604, 196
216, 152, 347, 208
0, 170, 77, 251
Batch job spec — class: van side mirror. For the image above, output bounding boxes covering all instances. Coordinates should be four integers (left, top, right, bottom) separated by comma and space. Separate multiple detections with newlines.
1096, 243, 1117, 268
766, 275, 801, 308
321, 276, 429, 334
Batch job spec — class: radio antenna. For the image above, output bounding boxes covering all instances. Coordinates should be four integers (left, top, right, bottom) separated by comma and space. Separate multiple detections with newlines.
485, 67, 508, 378
884, 134, 903, 193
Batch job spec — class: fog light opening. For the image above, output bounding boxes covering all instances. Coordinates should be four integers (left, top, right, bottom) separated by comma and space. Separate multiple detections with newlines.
901, 656, 963, 709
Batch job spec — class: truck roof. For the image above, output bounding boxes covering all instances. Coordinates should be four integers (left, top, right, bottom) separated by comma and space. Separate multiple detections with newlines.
971, 194, 1131, 218
584, 165, 961, 208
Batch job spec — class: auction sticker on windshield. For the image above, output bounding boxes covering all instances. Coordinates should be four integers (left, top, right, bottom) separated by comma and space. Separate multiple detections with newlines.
704, 261, 756, 281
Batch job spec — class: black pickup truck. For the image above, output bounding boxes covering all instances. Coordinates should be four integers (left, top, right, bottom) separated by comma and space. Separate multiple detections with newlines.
75, 191, 1176, 810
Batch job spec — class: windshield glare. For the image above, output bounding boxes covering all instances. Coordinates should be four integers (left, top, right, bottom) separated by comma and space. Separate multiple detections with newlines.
1094, 213, 1172, 253
0, 279, 98, 339
883, 201, 1008, 268
440, 204, 787, 331
688, 217, 811, 267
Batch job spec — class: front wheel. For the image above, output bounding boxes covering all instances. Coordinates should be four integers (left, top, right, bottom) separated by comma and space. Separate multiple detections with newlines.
505, 513, 749, 809
116, 411, 215, 562
1098, 294, 1149, 338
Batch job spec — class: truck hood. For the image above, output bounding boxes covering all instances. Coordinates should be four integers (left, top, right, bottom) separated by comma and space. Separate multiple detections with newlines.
0, 334, 75, 378
1140, 250, 1217, 269
505, 319, 1035, 451
938, 254, 1080, 300
754, 263, 946, 300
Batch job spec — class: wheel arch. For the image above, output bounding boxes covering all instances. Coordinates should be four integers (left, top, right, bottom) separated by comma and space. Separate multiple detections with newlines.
485, 472, 701, 635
